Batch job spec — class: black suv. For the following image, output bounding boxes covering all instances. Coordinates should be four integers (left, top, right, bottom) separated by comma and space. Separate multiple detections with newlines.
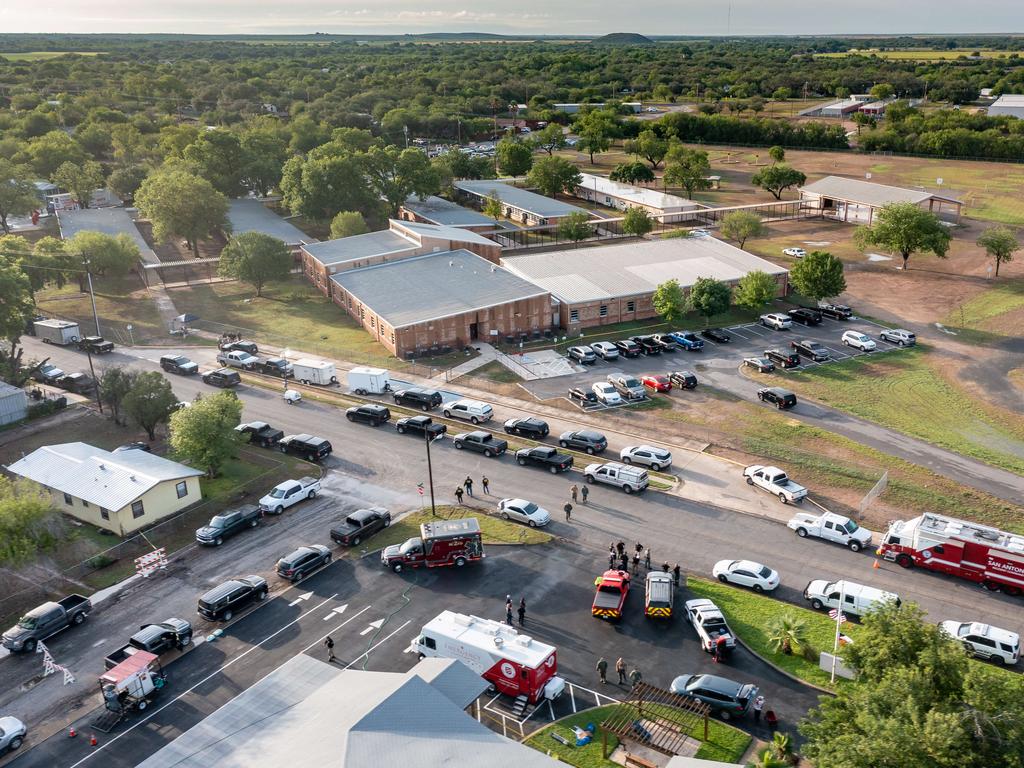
346, 404, 391, 426
701, 328, 732, 343
614, 339, 642, 358
515, 446, 573, 473
568, 387, 598, 405
788, 307, 822, 326
630, 335, 662, 355
220, 340, 259, 355
763, 348, 800, 369
202, 368, 240, 388
396, 415, 447, 438
277, 434, 333, 461
331, 507, 392, 547
259, 357, 293, 378
669, 370, 698, 389
818, 303, 852, 320
197, 576, 267, 622
56, 372, 96, 394
558, 429, 607, 454
790, 339, 831, 362
453, 431, 507, 457
393, 387, 442, 411
758, 387, 798, 410
503, 417, 549, 438
276, 545, 332, 582
160, 354, 198, 375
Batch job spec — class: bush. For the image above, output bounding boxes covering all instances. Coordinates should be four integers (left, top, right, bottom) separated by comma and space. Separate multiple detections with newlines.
86, 553, 117, 569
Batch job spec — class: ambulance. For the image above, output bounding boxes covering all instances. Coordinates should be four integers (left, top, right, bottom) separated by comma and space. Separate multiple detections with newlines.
411, 610, 565, 704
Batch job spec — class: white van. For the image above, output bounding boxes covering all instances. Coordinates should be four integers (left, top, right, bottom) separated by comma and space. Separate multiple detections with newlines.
803, 579, 900, 617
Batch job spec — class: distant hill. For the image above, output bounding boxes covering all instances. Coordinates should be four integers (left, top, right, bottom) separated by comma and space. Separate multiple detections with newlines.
591, 33, 654, 45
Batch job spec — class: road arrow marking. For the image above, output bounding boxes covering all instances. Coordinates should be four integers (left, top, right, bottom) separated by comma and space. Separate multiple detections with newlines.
92, 639, 107, 648
323, 604, 349, 621
289, 591, 313, 607
359, 618, 385, 636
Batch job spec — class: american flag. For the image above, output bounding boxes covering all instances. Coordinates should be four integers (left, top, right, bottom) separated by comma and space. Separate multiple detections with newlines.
828, 609, 847, 624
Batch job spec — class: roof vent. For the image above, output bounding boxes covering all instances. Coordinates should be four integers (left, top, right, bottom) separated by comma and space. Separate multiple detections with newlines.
98, 463, 105, 470
130, 475, 136, 482
493, 636, 503, 647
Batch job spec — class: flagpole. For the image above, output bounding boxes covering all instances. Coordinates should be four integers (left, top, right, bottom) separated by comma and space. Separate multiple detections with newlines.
831, 583, 845, 683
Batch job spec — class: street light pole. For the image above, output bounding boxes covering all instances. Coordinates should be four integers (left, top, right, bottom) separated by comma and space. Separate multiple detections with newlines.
84, 260, 101, 337
425, 431, 439, 517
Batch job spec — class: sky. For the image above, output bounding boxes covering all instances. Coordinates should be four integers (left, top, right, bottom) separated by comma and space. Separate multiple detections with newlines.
0, 0, 1021, 36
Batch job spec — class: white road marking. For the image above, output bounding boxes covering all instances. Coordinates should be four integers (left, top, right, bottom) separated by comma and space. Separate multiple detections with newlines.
288, 590, 314, 607
359, 618, 386, 636
322, 604, 348, 621
192, 636, 206, 647
91, 639, 107, 648
301, 605, 372, 654
343, 620, 412, 669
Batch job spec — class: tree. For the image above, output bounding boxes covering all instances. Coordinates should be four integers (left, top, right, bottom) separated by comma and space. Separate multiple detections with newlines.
76, 123, 112, 158
854, 202, 951, 270
750, 164, 807, 200
432, 149, 493, 182
733, 270, 777, 310
495, 138, 534, 177
240, 129, 287, 197
63, 231, 140, 279
766, 613, 810, 656
530, 123, 566, 156
574, 109, 617, 164
169, 390, 243, 478
526, 156, 582, 198
557, 211, 593, 244
28, 130, 87, 177
852, 112, 876, 135
976, 226, 1019, 277
870, 83, 895, 100
330, 211, 369, 240
183, 129, 247, 197
110, 124, 144, 171
135, 168, 229, 258
108, 167, 149, 201
790, 250, 847, 300
609, 162, 655, 185
720, 210, 765, 250
280, 153, 378, 223
652, 278, 687, 325
688, 277, 731, 325
625, 130, 670, 169
0, 160, 38, 235
218, 232, 290, 297
360, 146, 441, 216
0, 476, 57, 566
52, 160, 105, 209
772, 87, 792, 101
663, 148, 713, 199
622, 207, 654, 237
123, 371, 179, 440
0, 261, 36, 384
768, 145, 786, 165
30, 236, 77, 291
99, 367, 137, 426
483, 193, 503, 223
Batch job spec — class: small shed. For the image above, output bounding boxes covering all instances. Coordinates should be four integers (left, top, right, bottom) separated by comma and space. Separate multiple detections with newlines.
0, 381, 28, 426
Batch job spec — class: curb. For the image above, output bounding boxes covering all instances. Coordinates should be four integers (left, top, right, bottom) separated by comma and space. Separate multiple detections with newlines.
732, 634, 837, 696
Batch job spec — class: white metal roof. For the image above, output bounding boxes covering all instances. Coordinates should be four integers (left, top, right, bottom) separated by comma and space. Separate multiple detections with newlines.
577, 173, 697, 212
990, 94, 1024, 109
401, 195, 496, 228
455, 180, 588, 218
423, 610, 557, 668
800, 176, 959, 207
227, 199, 314, 246
392, 218, 497, 247
6, 443, 202, 511
301, 228, 418, 267
56, 207, 160, 266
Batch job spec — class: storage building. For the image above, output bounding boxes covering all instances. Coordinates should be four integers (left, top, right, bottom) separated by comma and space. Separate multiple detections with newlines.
800, 175, 962, 224
0, 381, 27, 426
454, 180, 588, 227
575, 173, 699, 222
988, 94, 1024, 119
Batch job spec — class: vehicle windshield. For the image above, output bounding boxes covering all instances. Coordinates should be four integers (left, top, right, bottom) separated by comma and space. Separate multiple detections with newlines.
270, 488, 287, 499
843, 520, 860, 534
209, 516, 228, 528
522, 502, 538, 514
758, 566, 773, 578
17, 614, 38, 629
399, 538, 423, 555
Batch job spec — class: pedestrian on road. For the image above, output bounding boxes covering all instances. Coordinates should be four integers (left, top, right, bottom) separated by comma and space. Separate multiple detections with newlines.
616, 541, 626, 556
580, 485, 588, 505
608, 551, 616, 569
629, 667, 643, 690
570, 484, 578, 503
505, 595, 512, 613
662, 561, 670, 573
324, 635, 336, 663
765, 710, 778, 733
644, 548, 652, 570
596, 657, 608, 684
482, 476, 490, 495
615, 657, 627, 685
673, 563, 681, 587
635, 541, 643, 556
753, 696, 765, 724
564, 502, 572, 521
518, 597, 526, 626
631, 553, 640, 575
454, 486, 464, 505
619, 553, 629, 571
464, 476, 474, 497
506, 606, 514, 625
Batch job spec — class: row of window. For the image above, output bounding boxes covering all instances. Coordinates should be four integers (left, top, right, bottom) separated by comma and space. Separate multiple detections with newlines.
569, 300, 637, 323
60, 481, 188, 521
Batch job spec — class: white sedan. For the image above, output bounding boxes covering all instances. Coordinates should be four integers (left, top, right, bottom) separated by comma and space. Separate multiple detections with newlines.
497, 498, 551, 528
712, 559, 780, 592
783, 247, 807, 258
592, 382, 623, 405
620, 445, 673, 471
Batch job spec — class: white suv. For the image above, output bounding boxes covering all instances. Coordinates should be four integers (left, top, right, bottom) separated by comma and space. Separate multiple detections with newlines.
591, 341, 620, 360
760, 313, 792, 331
940, 621, 1019, 665
841, 330, 876, 352
442, 399, 493, 424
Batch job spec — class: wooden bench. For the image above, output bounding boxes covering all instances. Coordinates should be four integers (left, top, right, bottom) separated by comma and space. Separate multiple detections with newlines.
624, 754, 658, 768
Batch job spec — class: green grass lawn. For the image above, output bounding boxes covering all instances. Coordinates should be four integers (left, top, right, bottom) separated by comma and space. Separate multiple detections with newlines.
35, 274, 169, 345
474, 360, 523, 384
370, 505, 552, 551
943, 279, 1024, 334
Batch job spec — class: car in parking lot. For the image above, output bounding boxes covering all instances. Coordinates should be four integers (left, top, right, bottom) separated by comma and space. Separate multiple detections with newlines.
689, 229, 711, 238
743, 357, 775, 373
277, 434, 333, 461
641, 374, 671, 393
763, 348, 800, 368
453, 431, 507, 457
497, 498, 551, 527
783, 247, 807, 258
670, 674, 758, 721
790, 339, 831, 362
330, 507, 391, 547
620, 445, 672, 471
939, 621, 1019, 665
629, 335, 662, 355
646, 334, 675, 352
712, 560, 780, 592
568, 387, 598, 405
700, 328, 731, 343
159, 355, 198, 375
396, 415, 446, 439
669, 370, 698, 389
818, 301, 853, 320
504, 417, 549, 438
592, 382, 624, 405
113, 442, 151, 453
842, 330, 877, 351
258, 357, 293, 378
558, 430, 607, 454
443, 399, 493, 424
760, 313, 792, 331
219, 340, 259, 355
787, 307, 822, 326
614, 339, 642, 358
591, 341, 620, 360
879, 328, 916, 346
275, 545, 331, 582
669, 331, 704, 351
31, 362, 65, 384
197, 576, 267, 622
608, 374, 646, 400
515, 446, 573, 473
346, 403, 391, 426
758, 387, 797, 409
567, 345, 597, 364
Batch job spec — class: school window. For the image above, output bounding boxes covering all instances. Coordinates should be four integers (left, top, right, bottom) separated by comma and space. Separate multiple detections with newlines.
370, 315, 376, 329
100, 509, 110, 521
81, 499, 89, 508
626, 300, 636, 313
569, 309, 580, 323
176, 481, 188, 499
599, 305, 608, 317
131, 500, 145, 519
63, 492, 72, 505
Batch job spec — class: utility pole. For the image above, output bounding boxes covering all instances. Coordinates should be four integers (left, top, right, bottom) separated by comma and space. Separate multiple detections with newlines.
84, 260, 101, 337
84, 349, 103, 415
424, 431, 440, 517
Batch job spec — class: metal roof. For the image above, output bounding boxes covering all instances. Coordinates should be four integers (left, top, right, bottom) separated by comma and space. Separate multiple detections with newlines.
331, 249, 548, 329
502, 236, 788, 304
302, 229, 418, 268
402, 195, 496, 228
56, 207, 160, 265
227, 199, 313, 246
6, 443, 202, 512
799, 176, 956, 207
990, 94, 1024, 108
578, 173, 697, 212
455, 180, 588, 218
392, 219, 497, 247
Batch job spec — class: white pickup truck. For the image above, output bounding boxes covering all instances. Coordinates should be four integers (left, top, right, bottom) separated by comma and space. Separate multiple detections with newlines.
787, 510, 872, 552
684, 598, 736, 654
258, 477, 321, 515
744, 465, 807, 504
583, 462, 649, 494
216, 349, 260, 370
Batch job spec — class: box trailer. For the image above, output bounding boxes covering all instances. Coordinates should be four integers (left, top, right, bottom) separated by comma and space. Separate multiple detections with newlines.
33, 319, 81, 346
292, 359, 338, 386
348, 366, 391, 396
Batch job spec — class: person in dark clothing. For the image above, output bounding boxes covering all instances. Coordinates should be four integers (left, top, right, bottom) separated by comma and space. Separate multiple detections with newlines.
615, 657, 627, 685
454, 486, 464, 504
517, 598, 526, 626
618, 553, 628, 571
608, 551, 616, 569
463, 476, 474, 497
506, 606, 513, 625
644, 548, 652, 570
635, 541, 643, 556
324, 635, 336, 662
563, 502, 572, 521
662, 561, 670, 573
596, 657, 608, 684
580, 485, 588, 504
673, 563, 682, 586
631, 553, 640, 575
481, 476, 490, 494
616, 541, 626, 556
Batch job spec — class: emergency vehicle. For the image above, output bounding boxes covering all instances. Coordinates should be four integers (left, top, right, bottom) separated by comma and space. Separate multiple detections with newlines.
380, 518, 484, 573
644, 571, 675, 618
878, 513, 1024, 596
592, 569, 630, 620
412, 611, 565, 704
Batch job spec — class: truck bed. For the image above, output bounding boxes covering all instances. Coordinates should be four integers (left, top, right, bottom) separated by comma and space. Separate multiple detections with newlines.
58, 595, 90, 612
593, 589, 625, 609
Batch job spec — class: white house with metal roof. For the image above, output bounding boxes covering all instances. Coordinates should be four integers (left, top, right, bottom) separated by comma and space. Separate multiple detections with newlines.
574, 173, 699, 222
454, 179, 589, 226
6, 443, 203, 535
799, 175, 962, 224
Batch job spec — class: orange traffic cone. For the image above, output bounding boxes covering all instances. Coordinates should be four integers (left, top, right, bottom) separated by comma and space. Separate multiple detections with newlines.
872, 560, 880, 569
68, 726, 77, 738
90, 734, 98, 747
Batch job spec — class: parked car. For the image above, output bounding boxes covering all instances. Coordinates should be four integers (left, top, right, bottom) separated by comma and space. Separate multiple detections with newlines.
787, 511, 872, 551
160, 354, 198, 375
216, 349, 260, 370
629, 335, 662, 355
103, 618, 192, 670
219, 340, 259, 355
396, 415, 446, 438
613, 339, 642, 358
453, 431, 507, 457
689, 229, 711, 238
2, 595, 91, 653
700, 328, 732, 343
331, 507, 391, 547
668, 331, 704, 351
607, 374, 646, 401
259, 477, 321, 514
31, 362, 64, 384
743, 357, 775, 373
818, 302, 853, 320
685, 598, 736, 655
497, 498, 551, 527
442, 399, 493, 424
77, 336, 114, 354
197, 576, 267, 621
201, 368, 240, 388
584, 462, 649, 493
558, 430, 607, 454
55, 372, 96, 394
712, 560, 780, 592
276, 434, 333, 461
591, 341, 620, 360
258, 357, 293, 378
939, 621, 1019, 665
283, 389, 302, 405
393, 387, 442, 411
235, 421, 284, 447
879, 328, 916, 346
783, 247, 806, 258
515, 446, 573, 473
641, 374, 671, 393
567, 345, 597, 364
787, 307, 822, 326
757, 387, 797, 409
568, 387, 598, 405
503, 417, 549, 438
650, 334, 678, 352
195, 505, 262, 546
670, 674, 758, 721
804, 579, 899, 617
113, 442, 150, 453
620, 445, 672, 472
668, 370, 698, 389
763, 348, 800, 368
760, 313, 792, 331
744, 464, 807, 504
592, 382, 623, 405
790, 339, 831, 362
346, 403, 391, 426
0, 716, 27, 753
276, 545, 332, 582
842, 330, 877, 351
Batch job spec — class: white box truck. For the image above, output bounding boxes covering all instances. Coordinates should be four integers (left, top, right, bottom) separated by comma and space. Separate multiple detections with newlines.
33, 319, 81, 346
291, 359, 338, 386
348, 366, 391, 395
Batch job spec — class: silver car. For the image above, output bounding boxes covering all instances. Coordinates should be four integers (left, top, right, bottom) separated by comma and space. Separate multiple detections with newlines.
0, 716, 26, 753
620, 445, 673, 471
497, 498, 550, 528
879, 328, 916, 346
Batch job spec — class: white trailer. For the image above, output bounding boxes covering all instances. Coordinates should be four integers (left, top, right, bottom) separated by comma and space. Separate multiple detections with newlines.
292, 359, 338, 386
348, 366, 391, 396
33, 319, 81, 346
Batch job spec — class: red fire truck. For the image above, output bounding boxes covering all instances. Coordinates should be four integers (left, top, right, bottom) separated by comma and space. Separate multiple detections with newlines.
592, 569, 630, 620
411, 611, 565, 704
878, 513, 1024, 596
380, 518, 484, 573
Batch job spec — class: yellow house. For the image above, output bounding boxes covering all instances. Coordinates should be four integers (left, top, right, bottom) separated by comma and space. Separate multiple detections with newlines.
6, 442, 203, 536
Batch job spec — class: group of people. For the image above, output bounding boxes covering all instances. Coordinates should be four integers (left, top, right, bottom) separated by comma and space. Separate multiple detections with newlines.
608, 541, 682, 583
504, 595, 527, 626
595, 656, 642, 689
454, 475, 490, 504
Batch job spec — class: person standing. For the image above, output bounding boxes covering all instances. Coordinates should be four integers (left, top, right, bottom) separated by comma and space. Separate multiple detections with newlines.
619, 552, 629, 571
662, 561, 670, 573
753, 695, 765, 724
628, 667, 643, 691
644, 548, 652, 570
506, 605, 514, 625
608, 549, 616, 569
518, 597, 526, 626
615, 657, 627, 685
596, 656, 608, 684
580, 485, 588, 505
505, 595, 512, 614
324, 635, 336, 663
765, 710, 778, 733
463, 476, 474, 497
481, 476, 490, 495
570, 484, 578, 503
563, 502, 572, 521
454, 486, 464, 505
616, 541, 626, 556
631, 552, 640, 576
635, 541, 644, 557
673, 563, 682, 587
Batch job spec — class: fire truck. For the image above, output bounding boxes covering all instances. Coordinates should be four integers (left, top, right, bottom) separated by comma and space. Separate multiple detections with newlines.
592, 569, 630, 620
412, 611, 565, 704
878, 513, 1024, 596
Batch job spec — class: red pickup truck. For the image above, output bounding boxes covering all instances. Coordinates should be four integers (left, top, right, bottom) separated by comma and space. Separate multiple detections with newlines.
592, 569, 630, 621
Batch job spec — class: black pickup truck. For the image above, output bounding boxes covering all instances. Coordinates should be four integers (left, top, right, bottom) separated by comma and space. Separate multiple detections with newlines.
235, 421, 285, 448
2, 595, 91, 653
453, 431, 507, 457
330, 507, 392, 547
77, 336, 115, 354
790, 339, 831, 362
103, 618, 192, 670
515, 446, 573, 473
195, 504, 262, 546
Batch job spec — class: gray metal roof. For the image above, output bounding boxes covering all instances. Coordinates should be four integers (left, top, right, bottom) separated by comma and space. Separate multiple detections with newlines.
302, 229, 418, 267
502, 236, 788, 304
402, 195, 496, 228
455, 180, 588, 219
799, 176, 955, 207
56, 207, 159, 265
393, 219, 498, 246
6, 443, 202, 511
228, 199, 313, 246
332, 249, 548, 329
578, 173, 697, 212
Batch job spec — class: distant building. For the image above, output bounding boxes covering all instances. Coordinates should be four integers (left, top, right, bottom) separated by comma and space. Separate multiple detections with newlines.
574, 173, 699, 222
988, 94, 1024, 118
552, 102, 642, 114
800, 175, 962, 224
454, 180, 589, 226
398, 195, 496, 233
819, 98, 867, 118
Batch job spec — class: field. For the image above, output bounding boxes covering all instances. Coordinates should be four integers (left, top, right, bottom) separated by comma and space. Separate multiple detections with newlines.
814, 49, 1012, 61
0, 51, 102, 60
943, 278, 1024, 334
